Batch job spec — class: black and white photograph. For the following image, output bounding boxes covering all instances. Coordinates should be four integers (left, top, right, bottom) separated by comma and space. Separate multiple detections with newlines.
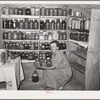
0, 0, 100, 99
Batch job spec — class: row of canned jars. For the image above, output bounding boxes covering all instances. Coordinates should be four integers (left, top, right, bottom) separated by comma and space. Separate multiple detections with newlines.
3, 31, 67, 40
3, 41, 67, 50
70, 31, 89, 42
2, 6, 68, 16
8, 51, 52, 61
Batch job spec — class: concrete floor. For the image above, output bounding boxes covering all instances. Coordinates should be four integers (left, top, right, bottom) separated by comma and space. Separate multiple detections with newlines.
19, 76, 85, 90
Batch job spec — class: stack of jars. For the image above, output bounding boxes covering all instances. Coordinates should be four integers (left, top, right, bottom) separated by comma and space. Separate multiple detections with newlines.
3, 31, 39, 40
70, 31, 89, 42
2, 6, 39, 16
39, 42, 50, 50
40, 7, 67, 16
40, 19, 66, 30
69, 18, 90, 30
3, 41, 39, 50
2, 18, 39, 29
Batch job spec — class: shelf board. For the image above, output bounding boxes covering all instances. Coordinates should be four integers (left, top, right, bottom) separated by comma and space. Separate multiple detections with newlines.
2, 29, 39, 32
70, 61, 85, 74
40, 16, 68, 19
70, 16, 86, 19
70, 29, 89, 33
8, 50, 38, 52
22, 59, 35, 63
40, 29, 67, 32
1, 15, 39, 19
69, 39, 88, 48
3, 40, 39, 42
70, 50, 87, 60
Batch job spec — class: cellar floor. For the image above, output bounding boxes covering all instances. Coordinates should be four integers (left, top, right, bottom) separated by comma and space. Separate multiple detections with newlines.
19, 76, 85, 90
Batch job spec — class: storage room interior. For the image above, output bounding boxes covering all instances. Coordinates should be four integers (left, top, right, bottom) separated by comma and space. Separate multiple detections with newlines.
0, 1, 100, 90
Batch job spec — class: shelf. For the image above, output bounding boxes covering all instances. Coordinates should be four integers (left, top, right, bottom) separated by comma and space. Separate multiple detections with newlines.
1, 15, 39, 19
8, 50, 38, 52
2, 29, 39, 32
39, 40, 67, 42
69, 16, 86, 19
3, 40, 39, 42
40, 16, 68, 19
22, 59, 35, 63
70, 50, 87, 60
40, 29, 67, 32
70, 61, 85, 74
70, 29, 89, 33
69, 39, 88, 49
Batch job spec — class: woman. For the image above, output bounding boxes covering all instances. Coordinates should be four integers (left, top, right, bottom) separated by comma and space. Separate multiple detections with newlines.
37, 40, 72, 90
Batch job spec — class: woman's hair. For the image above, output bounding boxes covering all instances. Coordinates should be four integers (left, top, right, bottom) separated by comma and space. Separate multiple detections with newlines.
50, 40, 59, 49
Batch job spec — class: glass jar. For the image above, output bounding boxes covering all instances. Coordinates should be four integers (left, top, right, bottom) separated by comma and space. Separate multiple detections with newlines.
19, 20, 24, 29
33, 20, 39, 29
40, 7, 45, 16
9, 7, 14, 15
18, 8, 23, 15
50, 8, 54, 16
58, 8, 62, 16
29, 20, 34, 29
46, 57, 52, 67
61, 19, 66, 30
24, 18, 29, 29
34, 7, 39, 16
45, 8, 50, 16
51, 20, 55, 30
54, 8, 58, 16
25, 7, 31, 15
84, 18, 90, 30
31, 6, 35, 15
56, 19, 61, 30
45, 19, 50, 29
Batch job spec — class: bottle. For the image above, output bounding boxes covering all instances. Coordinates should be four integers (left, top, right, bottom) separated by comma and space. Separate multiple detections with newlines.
50, 8, 54, 16
40, 20, 45, 29
22, 7, 26, 15
40, 7, 45, 16
84, 18, 90, 30
13, 31, 18, 40
45, 8, 50, 16
31, 6, 35, 15
56, 19, 61, 30
27, 52, 33, 60
14, 7, 18, 15
34, 7, 39, 16
62, 19, 66, 30
24, 18, 29, 29
34, 20, 39, 29
8, 19, 13, 29
58, 8, 62, 16
29, 20, 33, 29
32, 70, 39, 82
3, 31, 8, 39
18, 8, 23, 15
54, 8, 58, 16
3, 19, 7, 29
51, 19, 55, 30
45, 19, 50, 30
8, 31, 12, 40
53, 31, 58, 40
19, 20, 24, 29
62, 6, 67, 16
25, 7, 31, 15
9, 7, 14, 15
